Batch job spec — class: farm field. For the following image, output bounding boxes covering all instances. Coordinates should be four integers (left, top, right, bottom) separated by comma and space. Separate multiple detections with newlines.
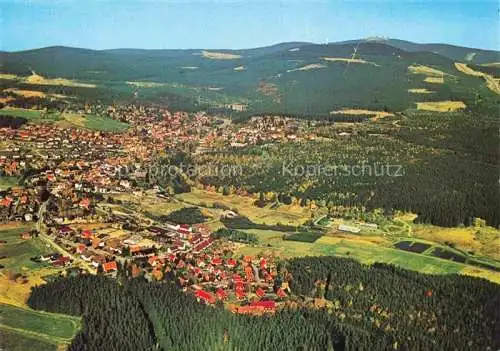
232, 225, 500, 282
175, 188, 315, 227
0, 224, 60, 306
0, 328, 56, 351
0, 107, 129, 132
0, 225, 51, 273
0, 303, 81, 349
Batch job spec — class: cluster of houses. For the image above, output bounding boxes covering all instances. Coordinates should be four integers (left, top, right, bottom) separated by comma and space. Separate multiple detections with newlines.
45, 218, 291, 314
0, 102, 318, 316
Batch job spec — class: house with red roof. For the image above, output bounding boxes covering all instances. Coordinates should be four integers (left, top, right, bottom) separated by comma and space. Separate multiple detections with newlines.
235, 290, 246, 300
79, 198, 91, 209
0, 197, 13, 207
276, 288, 287, 298
225, 258, 237, 268
255, 287, 266, 298
102, 261, 118, 273
211, 257, 222, 266
195, 290, 216, 304
216, 288, 228, 300
81, 229, 93, 238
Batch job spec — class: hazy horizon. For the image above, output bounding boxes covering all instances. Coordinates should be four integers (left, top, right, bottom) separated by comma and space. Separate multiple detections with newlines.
1, 0, 499, 52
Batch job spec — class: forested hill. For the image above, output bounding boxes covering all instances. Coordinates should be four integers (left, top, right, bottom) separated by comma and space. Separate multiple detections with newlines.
1, 39, 498, 117
27, 256, 500, 350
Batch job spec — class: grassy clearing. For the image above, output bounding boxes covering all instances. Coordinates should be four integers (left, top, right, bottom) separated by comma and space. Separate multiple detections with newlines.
287, 64, 327, 73
201, 51, 242, 60
0, 108, 128, 132
25, 72, 95, 88
412, 224, 500, 260
408, 64, 446, 77
0, 176, 19, 190
0, 327, 57, 351
0, 107, 61, 122
454, 62, 500, 94
408, 88, 435, 94
322, 57, 379, 66
4, 88, 47, 98
126, 81, 169, 88
416, 100, 466, 112
0, 303, 81, 341
79, 114, 128, 132
0, 225, 51, 273
311, 238, 465, 274
175, 188, 313, 227
233, 225, 500, 282
329, 109, 394, 121
424, 76, 444, 83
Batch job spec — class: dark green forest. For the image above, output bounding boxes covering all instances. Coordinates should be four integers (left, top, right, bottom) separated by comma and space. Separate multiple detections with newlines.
27, 256, 500, 350
193, 110, 500, 227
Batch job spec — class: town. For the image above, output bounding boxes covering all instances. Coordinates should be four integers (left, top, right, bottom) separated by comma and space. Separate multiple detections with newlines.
0, 103, 319, 316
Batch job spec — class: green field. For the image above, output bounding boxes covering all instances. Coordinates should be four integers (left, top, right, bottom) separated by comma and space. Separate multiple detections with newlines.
0, 108, 61, 122
0, 108, 129, 132
236, 228, 487, 277
0, 176, 19, 190
79, 114, 129, 132
0, 328, 56, 351
0, 303, 81, 347
312, 240, 465, 274
0, 226, 51, 273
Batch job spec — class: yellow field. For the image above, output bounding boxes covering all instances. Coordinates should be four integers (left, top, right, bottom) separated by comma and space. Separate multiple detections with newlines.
322, 57, 379, 66
175, 188, 315, 226
461, 266, 500, 284
287, 64, 327, 73
126, 81, 168, 88
416, 100, 466, 112
408, 64, 446, 77
408, 88, 435, 94
0, 268, 61, 307
424, 76, 444, 83
201, 51, 242, 60
0, 73, 19, 80
329, 109, 394, 121
412, 224, 500, 260
454, 62, 500, 94
25, 72, 96, 88
4, 88, 46, 98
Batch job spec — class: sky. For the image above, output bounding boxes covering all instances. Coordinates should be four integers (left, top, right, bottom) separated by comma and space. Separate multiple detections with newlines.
1, 0, 499, 51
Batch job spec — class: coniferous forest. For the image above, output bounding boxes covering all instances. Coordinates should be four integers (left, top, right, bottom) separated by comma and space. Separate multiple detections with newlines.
27, 256, 500, 351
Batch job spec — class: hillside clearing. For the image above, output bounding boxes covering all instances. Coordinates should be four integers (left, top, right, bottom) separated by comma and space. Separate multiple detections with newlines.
330, 109, 394, 121
0, 328, 57, 351
322, 57, 379, 66
25, 72, 95, 88
416, 101, 466, 112
4, 88, 46, 98
454, 62, 500, 94
287, 63, 327, 73
424, 76, 444, 83
408, 88, 435, 94
0, 303, 81, 341
408, 64, 446, 77
126, 81, 168, 88
201, 51, 242, 60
